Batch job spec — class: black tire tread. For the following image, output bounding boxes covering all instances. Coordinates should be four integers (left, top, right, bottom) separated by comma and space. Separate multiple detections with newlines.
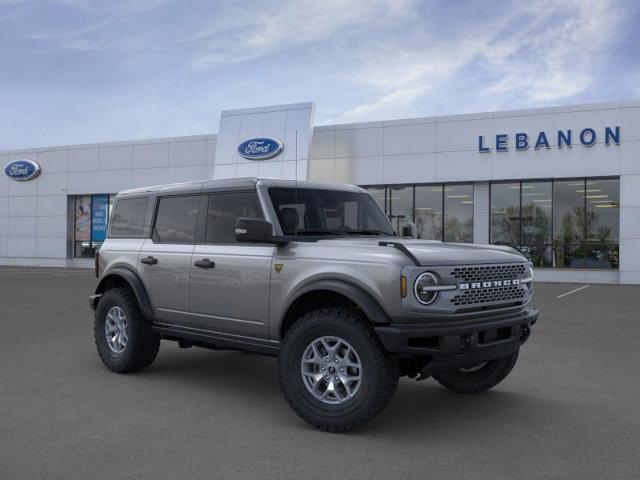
278, 307, 398, 432
94, 287, 160, 373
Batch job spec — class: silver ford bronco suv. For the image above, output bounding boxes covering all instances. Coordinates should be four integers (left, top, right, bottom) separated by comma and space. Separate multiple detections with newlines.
91, 178, 538, 432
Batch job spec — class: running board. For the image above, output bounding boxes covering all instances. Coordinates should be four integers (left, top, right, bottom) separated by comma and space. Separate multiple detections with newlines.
153, 322, 280, 356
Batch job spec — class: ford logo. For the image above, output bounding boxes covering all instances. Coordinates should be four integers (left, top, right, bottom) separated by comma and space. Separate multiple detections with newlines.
4, 159, 41, 181
237, 137, 283, 160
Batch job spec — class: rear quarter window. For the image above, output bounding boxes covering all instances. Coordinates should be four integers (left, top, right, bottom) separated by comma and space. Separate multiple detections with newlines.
109, 197, 149, 237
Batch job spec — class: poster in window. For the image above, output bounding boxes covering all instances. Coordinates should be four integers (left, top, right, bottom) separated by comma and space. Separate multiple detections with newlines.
91, 195, 109, 242
75, 196, 91, 241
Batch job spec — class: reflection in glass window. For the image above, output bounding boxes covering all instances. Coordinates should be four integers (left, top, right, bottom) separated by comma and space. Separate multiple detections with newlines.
553, 180, 586, 268
489, 178, 619, 269
388, 186, 413, 234
414, 185, 442, 240
361, 183, 474, 242
153, 195, 200, 244
206, 192, 263, 243
364, 187, 386, 214
521, 181, 552, 266
585, 179, 619, 243
444, 184, 473, 243
110, 196, 148, 237
490, 183, 520, 245
585, 179, 619, 269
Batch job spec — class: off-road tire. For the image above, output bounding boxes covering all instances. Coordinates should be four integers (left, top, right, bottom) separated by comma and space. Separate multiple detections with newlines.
278, 307, 399, 432
433, 350, 519, 394
94, 287, 160, 373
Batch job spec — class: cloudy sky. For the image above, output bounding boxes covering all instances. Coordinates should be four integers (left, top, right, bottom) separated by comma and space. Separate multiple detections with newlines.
1, 0, 638, 150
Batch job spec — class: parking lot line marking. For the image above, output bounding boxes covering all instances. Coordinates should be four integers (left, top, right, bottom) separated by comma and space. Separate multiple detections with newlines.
557, 284, 590, 298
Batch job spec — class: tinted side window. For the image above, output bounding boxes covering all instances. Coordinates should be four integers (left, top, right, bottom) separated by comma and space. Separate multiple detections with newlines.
153, 195, 200, 244
206, 192, 263, 243
110, 197, 149, 237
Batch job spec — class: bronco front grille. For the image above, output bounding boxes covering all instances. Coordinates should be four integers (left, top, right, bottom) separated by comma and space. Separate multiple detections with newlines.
450, 264, 526, 283
451, 285, 526, 307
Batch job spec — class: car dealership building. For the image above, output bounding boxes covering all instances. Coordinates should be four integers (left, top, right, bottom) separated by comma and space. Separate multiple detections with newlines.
1, 100, 639, 284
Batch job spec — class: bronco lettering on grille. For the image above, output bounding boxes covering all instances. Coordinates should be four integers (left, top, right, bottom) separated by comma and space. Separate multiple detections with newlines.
459, 278, 521, 290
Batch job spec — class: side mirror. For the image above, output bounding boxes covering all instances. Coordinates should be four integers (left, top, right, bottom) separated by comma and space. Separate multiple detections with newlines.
401, 222, 417, 239
235, 218, 274, 243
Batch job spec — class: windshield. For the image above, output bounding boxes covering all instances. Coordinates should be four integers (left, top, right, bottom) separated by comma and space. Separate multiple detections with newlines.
268, 187, 395, 236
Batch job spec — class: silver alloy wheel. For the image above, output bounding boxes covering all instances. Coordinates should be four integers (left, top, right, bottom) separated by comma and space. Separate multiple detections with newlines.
105, 306, 128, 354
458, 362, 488, 373
300, 336, 362, 405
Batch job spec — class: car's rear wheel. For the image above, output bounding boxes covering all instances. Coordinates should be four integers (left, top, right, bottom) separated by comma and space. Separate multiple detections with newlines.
432, 350, 519, 394
94, 287, 160, 373
278, 307, 399, 432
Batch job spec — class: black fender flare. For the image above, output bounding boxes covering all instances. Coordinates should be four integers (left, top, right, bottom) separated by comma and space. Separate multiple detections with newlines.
283, 279, 390, 326
93, 266, 155, 321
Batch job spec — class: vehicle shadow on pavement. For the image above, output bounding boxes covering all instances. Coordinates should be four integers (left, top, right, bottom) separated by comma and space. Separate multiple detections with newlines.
132, 345, 562, 437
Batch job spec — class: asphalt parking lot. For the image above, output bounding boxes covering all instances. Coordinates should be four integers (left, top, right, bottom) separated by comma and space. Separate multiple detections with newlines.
1, 267, 639, 479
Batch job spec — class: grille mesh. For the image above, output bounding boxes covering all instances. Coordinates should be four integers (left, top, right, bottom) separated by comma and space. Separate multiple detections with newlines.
451, 264, 526, 283
451, 285, 525, 307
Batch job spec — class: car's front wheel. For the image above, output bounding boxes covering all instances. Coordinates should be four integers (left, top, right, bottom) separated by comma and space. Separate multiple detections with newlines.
278, 308, 399, 432
94, 287, 160, 373
432, 350, 519, 394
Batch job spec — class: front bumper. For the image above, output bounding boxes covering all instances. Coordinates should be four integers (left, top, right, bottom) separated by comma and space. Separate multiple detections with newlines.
375, 307, 538, 373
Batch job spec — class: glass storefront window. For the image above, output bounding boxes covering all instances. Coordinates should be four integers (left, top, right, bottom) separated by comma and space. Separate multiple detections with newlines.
414, 185, 442, 240
585, 178, 619, 269
490, 183, 520, 245
363, 183, 474, 242
553, 180, 587, 268
388, 186, 413, 234
74, 194, 114, 258
490, 178, 619, 269
521, 181, 552, 267
444, 184, 473, 243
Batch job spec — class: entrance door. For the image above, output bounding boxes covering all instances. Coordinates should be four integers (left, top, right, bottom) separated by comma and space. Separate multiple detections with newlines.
188, 191, 274, 338
139, 194, 202, 324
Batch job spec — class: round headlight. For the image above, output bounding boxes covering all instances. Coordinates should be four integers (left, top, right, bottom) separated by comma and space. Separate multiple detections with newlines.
414, 272, 439, 305
525, 265, 534, 288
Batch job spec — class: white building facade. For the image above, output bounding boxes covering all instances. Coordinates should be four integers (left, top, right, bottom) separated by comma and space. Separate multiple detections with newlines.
1, 100, 639, 284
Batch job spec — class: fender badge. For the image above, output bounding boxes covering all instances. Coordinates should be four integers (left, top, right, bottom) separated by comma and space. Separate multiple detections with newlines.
274, 264, 283, 273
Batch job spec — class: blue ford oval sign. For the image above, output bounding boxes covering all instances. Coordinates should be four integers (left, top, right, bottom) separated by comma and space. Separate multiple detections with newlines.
237, 137, 283, 160
4, 159, 41, 181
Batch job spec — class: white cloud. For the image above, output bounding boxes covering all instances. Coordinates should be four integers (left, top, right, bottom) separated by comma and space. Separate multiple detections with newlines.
482, 0, 621, 105
334, 0, 625, 122
0, 0, 634, 149
191, 0, 414, 69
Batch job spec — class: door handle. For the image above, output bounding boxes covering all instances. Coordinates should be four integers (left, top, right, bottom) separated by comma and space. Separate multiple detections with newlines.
141, 256, 158, 265
194, 258, 215, 269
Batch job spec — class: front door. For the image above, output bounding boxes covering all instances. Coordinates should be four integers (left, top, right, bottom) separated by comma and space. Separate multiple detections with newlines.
139, 194, 203, 324
189, 191, 274, 338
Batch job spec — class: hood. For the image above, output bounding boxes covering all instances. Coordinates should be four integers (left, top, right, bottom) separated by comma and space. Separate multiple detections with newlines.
397, 239, 526, 266
314, 237, 527, 266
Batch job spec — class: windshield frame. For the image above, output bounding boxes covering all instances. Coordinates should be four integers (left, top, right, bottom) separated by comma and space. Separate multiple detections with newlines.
266, 186, 395, 238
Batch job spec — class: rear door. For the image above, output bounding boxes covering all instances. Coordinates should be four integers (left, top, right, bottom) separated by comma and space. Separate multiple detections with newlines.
139, 194, 204, 324
188, 191, 274, 338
